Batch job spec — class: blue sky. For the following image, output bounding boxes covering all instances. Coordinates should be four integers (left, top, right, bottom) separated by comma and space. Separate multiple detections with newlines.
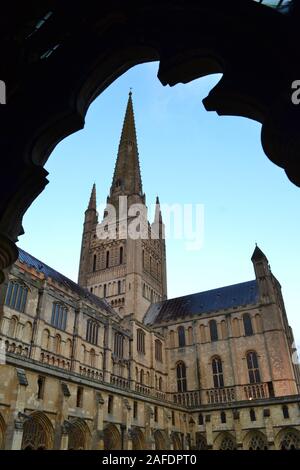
18, 62, 300, 343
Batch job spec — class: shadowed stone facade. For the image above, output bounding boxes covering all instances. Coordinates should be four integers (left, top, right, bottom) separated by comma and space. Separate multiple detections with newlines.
0, 94, 299, 450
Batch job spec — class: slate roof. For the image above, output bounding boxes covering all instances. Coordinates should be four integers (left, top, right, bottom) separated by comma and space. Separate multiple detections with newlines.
143, 280, 259, 325
17, 248, 116, 316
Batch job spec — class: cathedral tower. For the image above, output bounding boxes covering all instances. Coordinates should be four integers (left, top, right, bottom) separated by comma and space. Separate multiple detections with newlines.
78, 92, 167, 320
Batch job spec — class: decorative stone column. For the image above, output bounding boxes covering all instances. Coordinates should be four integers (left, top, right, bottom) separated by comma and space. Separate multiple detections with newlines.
93, 392, 105, 449
103, 322, 113, 383
204, 414, 213, 449
232, 409, 243, 449
263, 408, 275, 450
9, 413, 31, 450
122, 398, 132, 450
145, 405, 155, 449
188, 417, 196, 449
5, 371, 29, 450
60, 421, 70, 450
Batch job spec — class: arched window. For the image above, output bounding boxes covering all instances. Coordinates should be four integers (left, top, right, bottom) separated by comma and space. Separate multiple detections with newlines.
103, 284, 107, 297
243, 313, 253, 336
219, 435, 236, 450
90, 349, 95, 367
232, 318, 240, 336
137, 329, 145, 354
247, 351, 261, 384
23, 322, 32, 343
255, 314, 263, 334
106, 251, 110, 268
176, 362, 187, 392
198, 413, 204, 425
178, 326, 186, 347
188, 326, 193, 345
220, 411, 226, 423
5, 281, 28, 313
158, 377, 163, 391
82, 344, 86, 363
119, 247, 123, 264
212, 357, 224, 388
42, 329, 50, 350
155, 339, 162, 362
54, 334, 61, 355
114, 333, 124, 358
221, 320, 227, 339
66, 339, 72, 358
280, 430, 300, 450
118, 280, 121, 294
86, 320, 99, 345
282, 405, 289, 419
140, 369, 144, 384
93, 254, 97, 272
169, 330, 175, 347
209, 320, 218, 342
250, 409, 256, 421
8, 316, 18, 338
200, 324, 206, 342
51, 303, 68, 330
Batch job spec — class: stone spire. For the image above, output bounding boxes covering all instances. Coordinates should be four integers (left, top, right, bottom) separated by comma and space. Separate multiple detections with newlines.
152, 195, 164, 239
109, 91, 144, 204
154, 196, 163, 224
87, 183, 96, 210
251, 244, 268, 262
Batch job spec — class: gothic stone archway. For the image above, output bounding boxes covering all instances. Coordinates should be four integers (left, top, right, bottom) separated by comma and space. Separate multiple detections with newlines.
0, 1, 300, 284
67, 418, 91, 450
171, 432, 182, 450
103, 424, 122, 450
154, 429, 169, 450
243, 430, 268, 450
21, 412, 54, 450
214, 432, 237, 450
131, 427, 146, 450
275, 428, 300, 450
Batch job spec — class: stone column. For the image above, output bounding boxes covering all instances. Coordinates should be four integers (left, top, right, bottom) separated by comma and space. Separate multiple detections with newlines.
263, 408, 275, 450
145, 405, 155, 449
164, 409, 172, 449
30, 284, 47, 361
232, 410, 243, 449
103, 321, 113, 383
204, 414, 213, 449
60, 422, 70, 450
93, 392, 105, 449
122, 398, 132, 450
9, 415, 28, 450
5, 376, 28, 450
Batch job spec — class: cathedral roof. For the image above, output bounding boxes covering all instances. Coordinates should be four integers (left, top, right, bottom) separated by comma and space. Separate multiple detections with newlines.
143, 280, 259, 325
17, 248, 116, 316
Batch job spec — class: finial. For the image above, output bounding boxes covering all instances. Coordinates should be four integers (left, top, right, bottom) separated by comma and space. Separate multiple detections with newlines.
129, 87, 132, 96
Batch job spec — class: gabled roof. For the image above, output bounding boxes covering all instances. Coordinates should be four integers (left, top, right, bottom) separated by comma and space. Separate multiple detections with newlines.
143, 280, 259, 325
17, 248, 116, 316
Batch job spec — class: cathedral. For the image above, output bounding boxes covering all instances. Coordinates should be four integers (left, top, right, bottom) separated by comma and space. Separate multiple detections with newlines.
0, 93, 299, 451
